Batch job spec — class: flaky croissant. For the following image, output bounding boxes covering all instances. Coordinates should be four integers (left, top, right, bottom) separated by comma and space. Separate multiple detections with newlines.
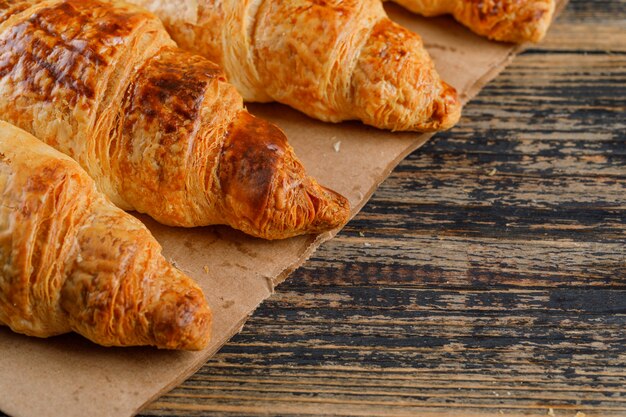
391, 0, 556, 43
0, 121, 212, 350
0, 0, 349, 240
127, 0, 462, 132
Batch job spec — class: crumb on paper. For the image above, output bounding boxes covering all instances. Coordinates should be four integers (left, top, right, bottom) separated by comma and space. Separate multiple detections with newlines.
488, 168, 497, 176
203, 265, 210, 274
547, 408, 556, 417
333, 141, 341, 153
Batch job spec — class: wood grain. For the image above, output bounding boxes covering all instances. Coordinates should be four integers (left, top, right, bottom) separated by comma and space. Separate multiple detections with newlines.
136, 1, 625, 416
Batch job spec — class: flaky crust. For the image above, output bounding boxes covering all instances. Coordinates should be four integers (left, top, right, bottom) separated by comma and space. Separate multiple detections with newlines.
128, 0, 462, 132
0, 121, 212, 350
392, 0, 556, 43
0, 0, 349, 239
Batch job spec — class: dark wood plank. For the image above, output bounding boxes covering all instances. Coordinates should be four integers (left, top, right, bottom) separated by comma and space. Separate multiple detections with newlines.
136, 1, 626, 416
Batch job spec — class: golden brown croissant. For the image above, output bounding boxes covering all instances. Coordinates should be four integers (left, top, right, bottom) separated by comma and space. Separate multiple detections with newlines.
0, 0, 349, 240
391, 0, 556, 43
126, 0, 462, 132
0, 121, 212, 350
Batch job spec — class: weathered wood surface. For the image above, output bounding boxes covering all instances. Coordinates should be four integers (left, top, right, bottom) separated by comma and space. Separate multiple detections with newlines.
133, 1, 626, 416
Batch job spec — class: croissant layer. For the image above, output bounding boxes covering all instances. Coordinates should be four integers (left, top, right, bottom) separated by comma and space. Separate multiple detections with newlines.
128, 0, 462, 132
0, 0, 349, 239
391, 0, 556, 43
0, 121, 212, 350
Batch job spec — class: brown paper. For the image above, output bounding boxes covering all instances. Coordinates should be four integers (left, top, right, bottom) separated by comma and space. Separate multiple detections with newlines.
0, 3, 566, 417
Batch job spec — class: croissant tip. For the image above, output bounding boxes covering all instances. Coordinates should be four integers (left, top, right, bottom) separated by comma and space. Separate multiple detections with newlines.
410, 81, 462, 132
307, 184, 351, 234
486, 0, 555, 44
150, 286, 212, 351
437, 81, 463, 130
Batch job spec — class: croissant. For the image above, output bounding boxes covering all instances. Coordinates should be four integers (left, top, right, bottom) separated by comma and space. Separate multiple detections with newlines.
0, 0, 349, 240
0, 121, 212, 350
126, 0, 462, 132
391, 0, 556, 43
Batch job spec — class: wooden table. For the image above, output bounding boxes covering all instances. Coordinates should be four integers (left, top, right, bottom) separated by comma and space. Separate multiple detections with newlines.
137, 1, 623, 416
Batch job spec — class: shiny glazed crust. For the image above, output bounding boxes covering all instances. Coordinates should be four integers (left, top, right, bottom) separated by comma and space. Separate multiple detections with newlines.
0, 0, 350, 239
128, 0, 462, 132
0, 121, 212, 350
392, 0, 556, 43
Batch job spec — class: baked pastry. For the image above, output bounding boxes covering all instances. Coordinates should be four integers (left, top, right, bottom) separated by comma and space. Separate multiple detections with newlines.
0, 0, 350, 240
391, 0, 556, 43
0, 121, 212, 350
127, 0, 462, 132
